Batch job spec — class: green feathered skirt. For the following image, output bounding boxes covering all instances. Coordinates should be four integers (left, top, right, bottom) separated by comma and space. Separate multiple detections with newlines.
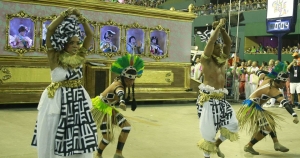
91, 96, 120, 142
236, 99, 284, 135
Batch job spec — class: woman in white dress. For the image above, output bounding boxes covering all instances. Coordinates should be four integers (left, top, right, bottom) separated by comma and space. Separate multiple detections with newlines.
31, 8, 98, 158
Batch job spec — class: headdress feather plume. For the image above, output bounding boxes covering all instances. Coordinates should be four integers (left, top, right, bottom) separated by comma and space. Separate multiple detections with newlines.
130, 47, 135, 66
267, 62, 288, 79
111, 53, 144, 78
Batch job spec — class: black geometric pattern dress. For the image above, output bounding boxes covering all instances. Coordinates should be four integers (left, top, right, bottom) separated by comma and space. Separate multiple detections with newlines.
31, 66, 98, 157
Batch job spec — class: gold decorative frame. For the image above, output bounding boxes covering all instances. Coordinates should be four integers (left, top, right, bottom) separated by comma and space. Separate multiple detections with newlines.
97, 20, 123, 59
38, 14, 57, 53
123, 22, 148, 56
5, 11, 38, 56
3, 0, 197, 22
147, 25, 170, 61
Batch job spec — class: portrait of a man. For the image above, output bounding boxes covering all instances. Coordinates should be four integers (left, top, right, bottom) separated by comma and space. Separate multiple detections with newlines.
126, 28, 144, 54
100, 26, 120, 53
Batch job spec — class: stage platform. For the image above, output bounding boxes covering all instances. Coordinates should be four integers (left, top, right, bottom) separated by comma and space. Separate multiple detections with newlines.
1, 102, 299, 158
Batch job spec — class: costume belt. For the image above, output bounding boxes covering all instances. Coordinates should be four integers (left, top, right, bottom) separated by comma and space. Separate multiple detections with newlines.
47, 79, 82, 98
198, 91, 224, 105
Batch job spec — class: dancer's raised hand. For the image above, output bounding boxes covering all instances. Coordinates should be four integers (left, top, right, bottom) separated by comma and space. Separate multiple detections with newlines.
65, 7, 74, 15
219, 18, 226, 27
120, 103, 127, 111
72, 8, 81, 16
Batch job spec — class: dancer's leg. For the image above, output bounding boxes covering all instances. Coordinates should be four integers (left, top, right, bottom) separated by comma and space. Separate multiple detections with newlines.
244, 130, 268, 155
198, 102, 217, 158
97, 115, 110, 157
269, 131, 289, 152
216, 100, 239, 158
114, 113, 131, 158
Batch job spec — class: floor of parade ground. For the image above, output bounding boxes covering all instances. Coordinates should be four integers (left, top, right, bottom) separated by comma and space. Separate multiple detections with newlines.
0, 101, 300, 158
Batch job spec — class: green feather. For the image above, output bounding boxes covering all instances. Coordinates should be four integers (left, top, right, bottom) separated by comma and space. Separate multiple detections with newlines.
111, 54, 144, 76
133, 55, 144, 76
273, 62, 287, 73
267, 62, 288, 79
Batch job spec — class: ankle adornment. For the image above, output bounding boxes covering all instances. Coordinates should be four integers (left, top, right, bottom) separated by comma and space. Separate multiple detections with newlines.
97, 147, 103, 155
117, 142, 125, 151
197, 139, 217, 154
250, 138, 258, 145
269, 131, 277, 138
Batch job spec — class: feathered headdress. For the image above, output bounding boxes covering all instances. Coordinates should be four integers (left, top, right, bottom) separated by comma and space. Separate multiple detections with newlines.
267, 62, 288, 81
111, 53, 144, 79
111, 50, 144, 111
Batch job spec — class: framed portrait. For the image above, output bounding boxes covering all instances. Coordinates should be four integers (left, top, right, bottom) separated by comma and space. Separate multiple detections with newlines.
5, 11, 38, 56
39, 15, 56, 53
148, 25, 170, 61
98, 20, 122, 58
124, 22, 147, 55
78, 20, 97, 54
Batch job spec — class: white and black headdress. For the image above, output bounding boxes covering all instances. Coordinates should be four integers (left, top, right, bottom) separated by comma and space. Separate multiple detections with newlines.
275, 72, 288, 82
50, 16, 81, 52
197, 28, 223, 44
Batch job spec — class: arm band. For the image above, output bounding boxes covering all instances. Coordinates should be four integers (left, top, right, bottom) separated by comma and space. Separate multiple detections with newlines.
280, 99, 298, 117
117, 90, 125, 104
256, 70, 269, 78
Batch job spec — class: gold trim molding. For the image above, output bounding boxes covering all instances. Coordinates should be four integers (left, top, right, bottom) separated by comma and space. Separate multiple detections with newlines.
2, 0, 197, 22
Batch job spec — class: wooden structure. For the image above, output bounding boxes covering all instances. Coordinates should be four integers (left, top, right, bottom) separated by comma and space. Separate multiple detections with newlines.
0, 0, 198, 104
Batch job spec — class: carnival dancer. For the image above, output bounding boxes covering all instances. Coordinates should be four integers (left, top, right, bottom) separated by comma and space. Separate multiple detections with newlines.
196, 18, 239, 158
237, 62, 299, 155
31, 8, 98, 158
91, 51, 144, 158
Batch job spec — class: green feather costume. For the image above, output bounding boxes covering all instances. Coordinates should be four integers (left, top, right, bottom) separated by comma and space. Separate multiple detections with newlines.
90, 53, 144, 142
111, 54, 144, 79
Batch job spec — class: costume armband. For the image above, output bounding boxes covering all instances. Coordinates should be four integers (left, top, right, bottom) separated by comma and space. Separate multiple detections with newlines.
280, 99, 298, 117
117, 90, 125, 104
256, 70, 269, 78
61, 10, 72, 18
